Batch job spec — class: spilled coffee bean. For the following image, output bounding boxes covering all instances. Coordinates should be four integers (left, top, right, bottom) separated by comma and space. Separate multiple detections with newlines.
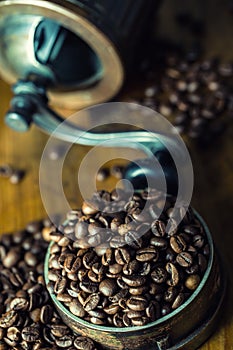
0, 220, 100, 349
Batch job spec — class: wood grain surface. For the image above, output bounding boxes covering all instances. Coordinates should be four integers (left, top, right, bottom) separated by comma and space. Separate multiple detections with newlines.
0, 0, 232, 349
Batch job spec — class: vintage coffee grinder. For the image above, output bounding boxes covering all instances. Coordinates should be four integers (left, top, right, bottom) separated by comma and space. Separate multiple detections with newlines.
0, 1, 226, 349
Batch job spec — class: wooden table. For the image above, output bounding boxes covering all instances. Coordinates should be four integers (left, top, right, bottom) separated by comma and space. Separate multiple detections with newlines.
0, 0, 232, 349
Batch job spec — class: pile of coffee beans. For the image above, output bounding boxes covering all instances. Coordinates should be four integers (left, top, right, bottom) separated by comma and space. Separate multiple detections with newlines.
126, 48, 233, 145
0, 220, 99, 349
47, 189, 210, 327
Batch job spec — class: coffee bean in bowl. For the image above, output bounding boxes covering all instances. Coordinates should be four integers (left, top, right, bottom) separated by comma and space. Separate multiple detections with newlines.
44, 189, 225, 350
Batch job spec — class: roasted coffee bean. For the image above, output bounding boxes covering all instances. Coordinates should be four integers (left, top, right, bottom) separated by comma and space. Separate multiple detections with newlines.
151, 267, 167, 284
83, 251, 98, 269
123, 260, 140, 275
0, 311, 17, 328
102, 249, 114, 266
54, 277, 67, 294
104, 303, 120, 315
79, 281, 98, 294
109, 289, 128, 303
55, 334, 73, 347
109, 263, 123, 275
126, 296, 148, 311
40, 305, 53, 324
84, 293, 100, 312
176, 252, 193, 267
113, 313, 124, 327
172, 293, 185, 309
3, 248, 21, 268
146, 301, 160, 321
193, 234, 205, 249
136, 247, 158, 262
46, 189, 210, 328
51, 324, 70, 337
138, 262, 151, 276
115, 248, 131, 265
10, 297, 28, 311
6, 326, 20, 342
166, 263, 179, 286
170, 235, 187, 253
122, 275, 146, 287
74, 336, 95, 350
82, 201, 99, 215
150, 236, 168, 249
75, 222, 88, 239
109, 236, 126, 248
198, 253, 208, 273
69, 300, 86, 317
22, 326, 40, 342
129, 285, 149, 295
99, 279, 118, 297
185, 274, 201, 290
151, 220, 166, 237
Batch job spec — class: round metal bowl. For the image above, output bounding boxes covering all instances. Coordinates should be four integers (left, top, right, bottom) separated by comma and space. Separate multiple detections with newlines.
44, 211, 225, 350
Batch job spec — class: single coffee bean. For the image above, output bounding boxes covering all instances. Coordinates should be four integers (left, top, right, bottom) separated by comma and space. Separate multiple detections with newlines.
102, 249, 114, 266
122, 275, 146, 287
115, 248, 131, 265
51, 324, 70, 337
131, 317, 149, 326
198, 253, 208, 273
88, 309, 106, 319
40, 305, 53, 324
136, 247, 158, 262
84, 293, 100, 312
185, 274, 201, 290
146, 301, 160, 321
74, 336, 95, 350
22, 326, 40, 342
151, 220, 166, 237
55, 334, 73, 348
151, 267, 167, 284
104, 303, 120, 315
166, 263, 179, 286
176, 252, 193, 267
82, 201, 99, 215
83, 251, 98, 269
6, 326, 20, 342
172, 293, 185, 309
113, 313, 124, 327
0, 310, 17, 328
69, 300, 86, 317
79, 281, 98, 294
123, 313, 132, 327
170, 235, 187, 253
126, 296, 148, 311
192, 234, 205, 249
10, 297, 28, 311
3, 248, 21, 268
99, 279, 118, 297
150, 236, 168, 249
164, 287, 178, 303
129, 285, 149, 295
